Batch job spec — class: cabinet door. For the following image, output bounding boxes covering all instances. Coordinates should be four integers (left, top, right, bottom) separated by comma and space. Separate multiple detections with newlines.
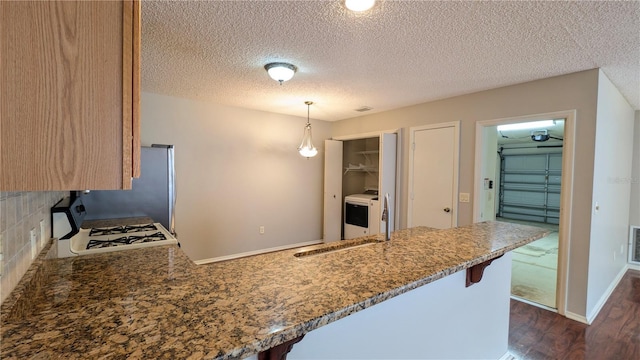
378, 133, 397, 233
323, 140, 343, 242
0, 0, 140, 190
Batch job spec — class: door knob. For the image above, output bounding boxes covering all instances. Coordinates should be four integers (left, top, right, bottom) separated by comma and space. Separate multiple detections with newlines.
443, 207, 451, 213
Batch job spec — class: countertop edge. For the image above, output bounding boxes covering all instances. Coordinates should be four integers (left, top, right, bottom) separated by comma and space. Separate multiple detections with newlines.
230, 229, 549, 358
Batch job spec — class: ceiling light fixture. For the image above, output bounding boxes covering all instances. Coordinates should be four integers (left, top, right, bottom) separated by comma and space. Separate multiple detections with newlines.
298, 101, 318, 158
497, 120, 555, 131
344, 0, 376, 12
264, 62, 297, 85
531, 130, 550, 142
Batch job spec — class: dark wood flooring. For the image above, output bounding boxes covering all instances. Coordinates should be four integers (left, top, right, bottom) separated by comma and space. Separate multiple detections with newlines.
508, 269, 640, 359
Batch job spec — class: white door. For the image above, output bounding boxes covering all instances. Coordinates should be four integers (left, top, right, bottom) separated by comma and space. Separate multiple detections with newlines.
377, 133, 397, 233
323, 140, 343, 242
408, 123, 459, 229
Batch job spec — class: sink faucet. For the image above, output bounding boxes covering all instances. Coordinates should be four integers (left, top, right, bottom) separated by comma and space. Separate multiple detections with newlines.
381, 193, 391, 241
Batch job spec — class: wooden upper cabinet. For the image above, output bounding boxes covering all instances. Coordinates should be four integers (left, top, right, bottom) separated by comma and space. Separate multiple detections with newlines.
0, 0, 141, 191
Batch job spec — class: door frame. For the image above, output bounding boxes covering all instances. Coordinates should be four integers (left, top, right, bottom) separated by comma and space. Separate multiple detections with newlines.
473, 110, 576, 316
407, 121, 460, 228
332, 128, 402, 232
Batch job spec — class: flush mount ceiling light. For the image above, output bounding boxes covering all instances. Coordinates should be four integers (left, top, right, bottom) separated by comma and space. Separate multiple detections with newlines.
497, 120, 555, 131
298, 101, 318, 158
344, 0, 376, 12
264, 62, 297, 85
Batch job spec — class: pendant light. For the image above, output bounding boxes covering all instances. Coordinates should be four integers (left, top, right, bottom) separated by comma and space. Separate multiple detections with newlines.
298, 101, 318, 158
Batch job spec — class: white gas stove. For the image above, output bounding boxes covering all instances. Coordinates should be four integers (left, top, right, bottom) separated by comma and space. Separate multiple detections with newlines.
60, 222, 177, 258
52, 196, 178, 258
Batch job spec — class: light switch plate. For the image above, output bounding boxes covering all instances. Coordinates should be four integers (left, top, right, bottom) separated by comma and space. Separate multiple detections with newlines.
459, 193, 470, 203
30, 228, 37, 259
40, 219, 46, 247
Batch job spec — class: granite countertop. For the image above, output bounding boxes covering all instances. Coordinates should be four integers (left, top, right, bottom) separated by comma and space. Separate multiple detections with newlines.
80, 216, 156, 229
0, 221, 548, 359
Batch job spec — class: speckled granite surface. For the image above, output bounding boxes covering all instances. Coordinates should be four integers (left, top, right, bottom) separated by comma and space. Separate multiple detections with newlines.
0, 221, 548, 359
80, 216, 155, 229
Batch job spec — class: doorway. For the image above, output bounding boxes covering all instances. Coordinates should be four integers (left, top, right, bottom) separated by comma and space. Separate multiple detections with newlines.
324, 131, 399, 242
498, 124, 564, 308
474, 111, 575, 315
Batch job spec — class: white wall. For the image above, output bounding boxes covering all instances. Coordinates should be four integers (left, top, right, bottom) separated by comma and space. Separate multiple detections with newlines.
479, 127, 497, 221
141, 93, 331, 261
630, 110, 640, 226
586, 71, 635, 320
331, 69, 599, 318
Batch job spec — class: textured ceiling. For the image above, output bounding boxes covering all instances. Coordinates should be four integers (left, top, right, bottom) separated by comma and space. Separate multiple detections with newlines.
142, 1, 640, 122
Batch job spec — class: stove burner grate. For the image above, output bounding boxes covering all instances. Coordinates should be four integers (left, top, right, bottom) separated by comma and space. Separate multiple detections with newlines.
89, 223, 158, 236
86, 232, 167, 249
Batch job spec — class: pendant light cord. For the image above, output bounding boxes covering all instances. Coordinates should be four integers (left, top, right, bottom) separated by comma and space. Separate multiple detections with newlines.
305, 100, 313, 125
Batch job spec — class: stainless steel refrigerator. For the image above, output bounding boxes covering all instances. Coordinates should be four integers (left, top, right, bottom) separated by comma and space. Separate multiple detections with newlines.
80, 145, 176, 234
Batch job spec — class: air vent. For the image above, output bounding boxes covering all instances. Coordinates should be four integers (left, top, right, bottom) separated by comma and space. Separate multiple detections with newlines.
631, 226, 640, 264
355, 106, 372, 112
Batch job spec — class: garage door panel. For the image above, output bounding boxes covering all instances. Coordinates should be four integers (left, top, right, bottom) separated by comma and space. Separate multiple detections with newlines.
499, 152, 562, 224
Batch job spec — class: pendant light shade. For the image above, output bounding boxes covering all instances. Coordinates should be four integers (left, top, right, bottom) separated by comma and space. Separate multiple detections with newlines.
298, 101, 318, 158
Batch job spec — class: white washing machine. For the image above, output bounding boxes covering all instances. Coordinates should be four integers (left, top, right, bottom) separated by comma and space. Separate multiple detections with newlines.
344, 193, 380, 239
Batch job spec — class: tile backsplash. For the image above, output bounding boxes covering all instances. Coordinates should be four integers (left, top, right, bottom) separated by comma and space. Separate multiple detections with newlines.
0, 191, 66, 304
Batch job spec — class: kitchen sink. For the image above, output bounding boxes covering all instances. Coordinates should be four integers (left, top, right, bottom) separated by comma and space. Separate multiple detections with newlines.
294, 237, 383, 257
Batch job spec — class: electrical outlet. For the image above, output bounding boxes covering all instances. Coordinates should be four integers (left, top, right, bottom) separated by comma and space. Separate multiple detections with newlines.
459, 193, 470, 203
40, 219, 46, 247
259, 226, 265, 234
30, 228, 37, 259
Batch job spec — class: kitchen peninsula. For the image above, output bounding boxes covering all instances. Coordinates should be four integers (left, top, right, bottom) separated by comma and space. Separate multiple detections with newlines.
1, 221, 548, 359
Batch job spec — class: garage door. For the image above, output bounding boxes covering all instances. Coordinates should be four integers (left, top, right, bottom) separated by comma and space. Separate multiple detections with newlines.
498, 153, 561, 224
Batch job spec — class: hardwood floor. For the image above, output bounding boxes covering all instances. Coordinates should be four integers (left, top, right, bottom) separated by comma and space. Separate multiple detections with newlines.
508, 269, 640, 359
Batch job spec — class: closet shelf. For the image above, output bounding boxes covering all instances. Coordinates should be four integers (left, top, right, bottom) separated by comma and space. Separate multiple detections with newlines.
355, 150, 379, 155
344, 163, 378, 175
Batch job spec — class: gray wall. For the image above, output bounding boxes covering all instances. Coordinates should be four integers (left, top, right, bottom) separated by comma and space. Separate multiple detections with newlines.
331, 69, 599, 318
141, 93, 332, 261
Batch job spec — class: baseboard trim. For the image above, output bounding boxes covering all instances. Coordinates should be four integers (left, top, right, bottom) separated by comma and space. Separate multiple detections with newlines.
498, 351, 517, 360
628, 262, 640, 271
565, 311, 589, 324
585, 264, 629, 324
194, 240, 324, 265
510, 295, 558, 313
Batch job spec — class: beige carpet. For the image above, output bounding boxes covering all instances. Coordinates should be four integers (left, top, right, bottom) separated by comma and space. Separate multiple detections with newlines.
502, 219, 559, 308
512, 233, 558, 308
